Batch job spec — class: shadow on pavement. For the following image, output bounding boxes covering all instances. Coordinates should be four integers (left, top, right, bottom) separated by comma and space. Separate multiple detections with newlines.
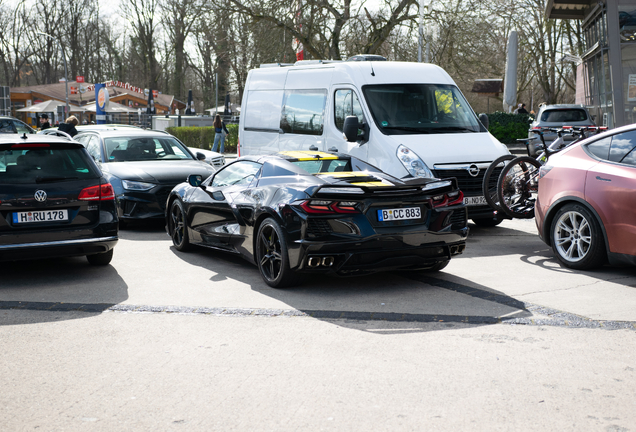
0, 256, 129, 326
169, 243, 532, 333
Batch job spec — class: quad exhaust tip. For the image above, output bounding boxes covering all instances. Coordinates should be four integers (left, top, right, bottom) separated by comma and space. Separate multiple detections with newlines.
308, 257, 321, 267
322, 256, 334, 267
307, 256, 335, 268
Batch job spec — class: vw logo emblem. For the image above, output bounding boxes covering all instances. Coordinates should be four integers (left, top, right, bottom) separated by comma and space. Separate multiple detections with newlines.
467, 164, 480, 178
34, 190, 47, 202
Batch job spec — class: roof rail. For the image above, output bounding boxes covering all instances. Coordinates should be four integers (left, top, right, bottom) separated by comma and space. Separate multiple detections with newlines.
260, 63, 295, 68
294, 59, 343, 66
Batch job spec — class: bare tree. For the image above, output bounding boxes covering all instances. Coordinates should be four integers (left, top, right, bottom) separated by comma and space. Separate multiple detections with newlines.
162, 0, 205, 100
222, 0, 417, 60
121, 0, 162, 89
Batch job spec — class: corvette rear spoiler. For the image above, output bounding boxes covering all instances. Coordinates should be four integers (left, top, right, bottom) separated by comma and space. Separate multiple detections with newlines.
312, 177, 459, 197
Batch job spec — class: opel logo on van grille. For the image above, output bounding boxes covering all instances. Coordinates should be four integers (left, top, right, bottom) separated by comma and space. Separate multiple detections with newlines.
467, 164, 480, 177
34, 190, 48, 202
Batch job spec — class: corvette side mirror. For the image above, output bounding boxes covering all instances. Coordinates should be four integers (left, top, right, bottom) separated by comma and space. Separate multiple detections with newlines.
188, 174, 203, 187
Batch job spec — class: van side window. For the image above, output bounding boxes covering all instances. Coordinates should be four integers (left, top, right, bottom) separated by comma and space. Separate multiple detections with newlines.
280, 89, 327, 136
334, 89, 365, 131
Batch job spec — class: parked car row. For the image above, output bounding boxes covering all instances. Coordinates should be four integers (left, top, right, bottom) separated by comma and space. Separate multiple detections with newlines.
0, 131, 469, 287
2, 58, 635, 285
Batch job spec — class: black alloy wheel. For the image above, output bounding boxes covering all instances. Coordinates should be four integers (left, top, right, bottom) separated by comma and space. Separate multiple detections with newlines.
256, 218, 298, 288
169, 199, 191, 251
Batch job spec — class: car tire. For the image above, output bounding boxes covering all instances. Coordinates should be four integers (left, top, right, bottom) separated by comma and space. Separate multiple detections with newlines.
472, 216, 505, 227
420, 260, 450, 272
256, 218, 299, 288
86, 249, 114, 266
169, 199, 192, 252
550, 203, 606, 270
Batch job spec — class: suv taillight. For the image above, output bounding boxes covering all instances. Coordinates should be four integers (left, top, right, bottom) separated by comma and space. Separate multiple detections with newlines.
79, 183, 115, 201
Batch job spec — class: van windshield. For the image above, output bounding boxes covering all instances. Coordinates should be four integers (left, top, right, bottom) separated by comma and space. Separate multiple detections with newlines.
362, 84, 482, 135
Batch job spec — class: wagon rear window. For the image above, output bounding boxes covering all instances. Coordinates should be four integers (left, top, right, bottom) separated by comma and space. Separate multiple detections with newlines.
0, 147, 99, 184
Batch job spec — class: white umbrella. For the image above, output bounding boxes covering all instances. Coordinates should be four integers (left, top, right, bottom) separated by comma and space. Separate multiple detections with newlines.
503, 31, 518, 113
16, 100, 65, 112
205, 103, 241, 114
82, 101, 137, 113
16, 100, 87, 113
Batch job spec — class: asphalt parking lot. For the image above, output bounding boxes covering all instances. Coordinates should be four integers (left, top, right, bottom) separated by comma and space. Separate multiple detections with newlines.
2, 218, 635, 328
3, 218, 636, 431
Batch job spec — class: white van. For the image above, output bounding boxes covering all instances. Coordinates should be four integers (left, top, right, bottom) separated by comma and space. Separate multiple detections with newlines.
238, 59, 510, 226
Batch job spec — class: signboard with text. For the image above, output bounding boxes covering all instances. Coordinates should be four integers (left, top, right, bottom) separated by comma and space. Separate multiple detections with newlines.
628, 74, 636, 102
95, 83, 109, 124
76, 76, 85, 83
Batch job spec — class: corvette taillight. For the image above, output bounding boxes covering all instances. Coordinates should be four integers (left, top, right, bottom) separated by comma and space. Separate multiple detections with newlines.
300, 200, 360, 214
431, 190, 464, 208
79, 183, 115, 201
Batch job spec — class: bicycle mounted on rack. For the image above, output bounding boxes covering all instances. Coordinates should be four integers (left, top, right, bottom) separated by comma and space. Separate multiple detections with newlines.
481, 126, 607, 220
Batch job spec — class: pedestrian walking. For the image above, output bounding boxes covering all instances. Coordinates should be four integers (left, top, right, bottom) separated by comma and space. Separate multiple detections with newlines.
212, 114, 229, 154
58, 115, 79, 137
39, 114, 51, 130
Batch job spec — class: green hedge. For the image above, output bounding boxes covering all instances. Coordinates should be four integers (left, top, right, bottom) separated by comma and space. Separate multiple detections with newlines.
486, 112, 532, 144
166, 116, 529, 150
165, 124, 238, 153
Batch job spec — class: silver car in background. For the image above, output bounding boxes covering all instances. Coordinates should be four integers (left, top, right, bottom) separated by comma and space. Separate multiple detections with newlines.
528, 104, 595, 155
187, 147, 225, 169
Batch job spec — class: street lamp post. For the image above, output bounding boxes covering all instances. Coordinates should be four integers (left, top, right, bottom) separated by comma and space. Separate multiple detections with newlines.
418, 0, 433, 63
37, 32, 70, 119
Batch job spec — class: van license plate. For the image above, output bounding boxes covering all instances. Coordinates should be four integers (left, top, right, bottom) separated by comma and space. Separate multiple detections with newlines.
13, 210, 69, 224
463, 196, 487, 206
378, 207, 421, 221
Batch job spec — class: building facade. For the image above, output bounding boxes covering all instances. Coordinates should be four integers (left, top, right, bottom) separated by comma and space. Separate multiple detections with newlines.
547, 0, 636, 128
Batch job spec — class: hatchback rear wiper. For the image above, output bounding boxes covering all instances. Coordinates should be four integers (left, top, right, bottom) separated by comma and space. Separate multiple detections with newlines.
35, 176, 79, 183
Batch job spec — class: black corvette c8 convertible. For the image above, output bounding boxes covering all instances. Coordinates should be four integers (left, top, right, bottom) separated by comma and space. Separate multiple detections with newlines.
166, 151, 469, 288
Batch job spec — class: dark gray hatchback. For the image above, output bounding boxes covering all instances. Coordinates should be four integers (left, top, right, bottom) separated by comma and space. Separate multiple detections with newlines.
0, 134, 118, 265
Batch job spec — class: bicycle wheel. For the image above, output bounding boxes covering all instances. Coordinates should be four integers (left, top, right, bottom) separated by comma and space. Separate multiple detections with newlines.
482, 154, 516, 211
496, 156, 542, 219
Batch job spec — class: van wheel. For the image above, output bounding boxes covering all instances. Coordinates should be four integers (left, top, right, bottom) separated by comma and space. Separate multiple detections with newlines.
472, 216, 504, 227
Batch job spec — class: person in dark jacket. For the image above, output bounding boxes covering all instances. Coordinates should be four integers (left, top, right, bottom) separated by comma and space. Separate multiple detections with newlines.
212, 114, 229, 153
517, 103, 529, 114
58, 115, 79, 137
39, 114, 51, 130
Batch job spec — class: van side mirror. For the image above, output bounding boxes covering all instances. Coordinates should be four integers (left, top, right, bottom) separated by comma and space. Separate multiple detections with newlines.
343, 116, 369, 143
478, 113, 489, 130
343, 116, 359, 142
188, 174, 203, 187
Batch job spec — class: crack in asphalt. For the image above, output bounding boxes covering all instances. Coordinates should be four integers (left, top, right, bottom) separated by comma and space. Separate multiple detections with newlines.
515, 276, 636, 298
1, 298, 635, 330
